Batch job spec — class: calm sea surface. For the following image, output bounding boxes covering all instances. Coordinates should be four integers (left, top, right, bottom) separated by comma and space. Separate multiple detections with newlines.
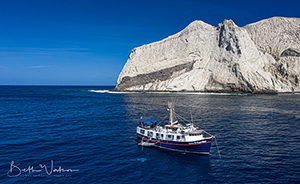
0, 86, 300, 183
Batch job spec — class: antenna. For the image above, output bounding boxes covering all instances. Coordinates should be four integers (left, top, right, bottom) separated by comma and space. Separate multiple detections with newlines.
168, 101, 175, 125
190, 108, 193, 124
168, 101, 173, 108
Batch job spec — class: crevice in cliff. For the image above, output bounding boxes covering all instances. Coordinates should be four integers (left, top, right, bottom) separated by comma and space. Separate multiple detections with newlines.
217, 20, 242, 55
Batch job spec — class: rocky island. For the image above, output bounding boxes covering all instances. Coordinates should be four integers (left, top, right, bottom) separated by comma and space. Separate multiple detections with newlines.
115, 17, 300, 94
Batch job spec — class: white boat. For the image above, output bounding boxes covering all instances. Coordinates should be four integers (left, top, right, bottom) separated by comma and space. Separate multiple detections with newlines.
137, 102, 214, 155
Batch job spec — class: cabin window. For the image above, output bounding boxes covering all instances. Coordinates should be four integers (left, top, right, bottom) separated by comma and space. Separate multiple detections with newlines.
190, 133, 201, 136
161, 134, 164, 138
156, 133, 159, 137
140, 129, 145, 134
168, 135, 171, 138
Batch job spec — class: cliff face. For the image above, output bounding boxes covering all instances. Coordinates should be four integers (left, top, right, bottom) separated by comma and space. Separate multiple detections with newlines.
115, 17, 300, 93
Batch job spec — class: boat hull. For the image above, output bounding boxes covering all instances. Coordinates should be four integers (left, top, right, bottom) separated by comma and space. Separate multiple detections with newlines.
137, 133, 212, 155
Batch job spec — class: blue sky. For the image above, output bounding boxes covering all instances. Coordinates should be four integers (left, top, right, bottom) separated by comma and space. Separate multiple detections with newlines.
1, 0, 300, 85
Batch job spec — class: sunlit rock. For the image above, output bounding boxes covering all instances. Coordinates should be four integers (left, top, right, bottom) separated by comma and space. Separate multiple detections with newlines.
115, 17, 300, 93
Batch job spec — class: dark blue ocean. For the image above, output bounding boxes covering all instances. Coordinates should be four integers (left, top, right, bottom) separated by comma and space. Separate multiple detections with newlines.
1, 86, 300, 183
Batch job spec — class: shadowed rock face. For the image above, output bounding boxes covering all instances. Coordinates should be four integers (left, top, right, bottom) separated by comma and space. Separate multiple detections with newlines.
115, 17, 300, 93
280, 48, 300, 57
115, 61, 195, 91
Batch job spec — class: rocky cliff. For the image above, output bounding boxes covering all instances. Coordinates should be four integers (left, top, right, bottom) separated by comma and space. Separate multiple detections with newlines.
115, 17, 300, 93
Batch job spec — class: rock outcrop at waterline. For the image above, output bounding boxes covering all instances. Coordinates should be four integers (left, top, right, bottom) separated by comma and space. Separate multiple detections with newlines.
115, 17, 300, 93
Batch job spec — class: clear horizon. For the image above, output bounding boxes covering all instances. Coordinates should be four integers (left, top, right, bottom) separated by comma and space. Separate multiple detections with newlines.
1, 0, 300, 85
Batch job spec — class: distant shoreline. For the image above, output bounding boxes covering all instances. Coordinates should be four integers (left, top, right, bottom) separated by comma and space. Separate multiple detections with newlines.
2, 86, 299, 95
0, 85, 116, 88
110, 89, 300, 95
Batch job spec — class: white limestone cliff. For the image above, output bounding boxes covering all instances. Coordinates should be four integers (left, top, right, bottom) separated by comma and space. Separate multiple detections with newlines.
115, 17, 300, 93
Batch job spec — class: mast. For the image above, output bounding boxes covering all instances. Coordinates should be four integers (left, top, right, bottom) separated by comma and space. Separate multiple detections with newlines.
168, 101, 175, 125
